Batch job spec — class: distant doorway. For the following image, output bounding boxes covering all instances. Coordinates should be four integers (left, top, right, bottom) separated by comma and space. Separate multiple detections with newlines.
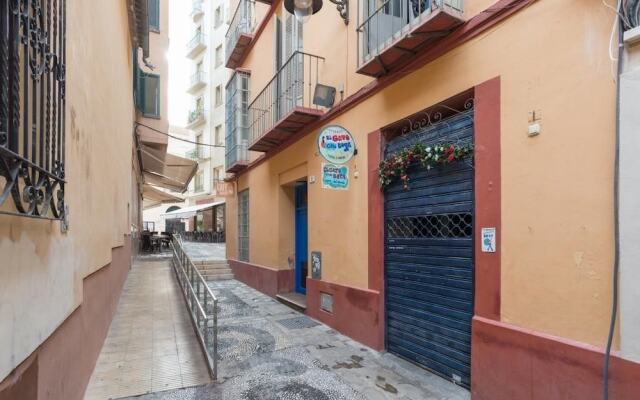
294, 182, 308, 294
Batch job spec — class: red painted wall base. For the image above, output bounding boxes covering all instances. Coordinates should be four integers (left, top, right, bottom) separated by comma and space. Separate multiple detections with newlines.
228, 259, 294, 297
306, 278, 383, 351
471, 316, 640, 400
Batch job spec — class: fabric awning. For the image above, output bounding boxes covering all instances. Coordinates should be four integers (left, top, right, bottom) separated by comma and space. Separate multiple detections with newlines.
142, 184, 184, 209
160, 201, 225, 219
140, 144, 198, 193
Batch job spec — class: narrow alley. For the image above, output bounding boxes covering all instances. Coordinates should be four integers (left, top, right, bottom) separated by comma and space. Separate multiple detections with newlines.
3, 1, 640, 399
104, 258, 469, 400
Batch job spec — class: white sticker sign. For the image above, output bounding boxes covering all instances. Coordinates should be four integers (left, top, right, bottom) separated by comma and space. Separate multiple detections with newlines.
322, 163, 349, 190
481, 228, 496, 253
317, 125, 355, 164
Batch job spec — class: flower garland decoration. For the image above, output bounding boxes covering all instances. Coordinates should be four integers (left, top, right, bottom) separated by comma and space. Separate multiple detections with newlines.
379, 142, 474, 190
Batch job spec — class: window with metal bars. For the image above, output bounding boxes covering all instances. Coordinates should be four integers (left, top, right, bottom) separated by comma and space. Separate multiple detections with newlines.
0, 0, 67, 223
387, 213, 473, 239
238, 189, 249, 261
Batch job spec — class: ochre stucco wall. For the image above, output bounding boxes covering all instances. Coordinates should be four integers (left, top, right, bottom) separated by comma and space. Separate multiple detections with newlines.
228, 0, 617, 347
0, 0, 138, 380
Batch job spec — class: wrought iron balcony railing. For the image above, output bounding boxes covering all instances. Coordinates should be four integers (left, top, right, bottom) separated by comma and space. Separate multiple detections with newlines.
186, 146, 210, 161
0, 0, 67, 223
187, 32, 207, 58
225, 141, 249, 173
225, 71, 251, 172
191, 0, 204, 19
225, 0, 256, 68
356, 0, 464, 76
187, 108, 206, 128
248, 51, 325, 152
188, 71, 207, 93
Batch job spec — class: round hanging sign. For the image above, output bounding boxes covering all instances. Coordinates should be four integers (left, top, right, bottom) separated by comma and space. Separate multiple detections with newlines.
317, 125, 356, 165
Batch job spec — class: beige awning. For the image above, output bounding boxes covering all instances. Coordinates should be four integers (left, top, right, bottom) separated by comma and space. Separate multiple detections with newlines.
160, 201, 225, 219
142, 184, 184, 209
140, 144, 197, 193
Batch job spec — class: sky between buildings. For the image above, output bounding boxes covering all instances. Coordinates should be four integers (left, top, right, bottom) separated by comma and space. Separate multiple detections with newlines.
168, 0, 191, 128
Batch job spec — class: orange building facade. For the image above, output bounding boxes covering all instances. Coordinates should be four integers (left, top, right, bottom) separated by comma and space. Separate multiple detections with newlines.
224, 0, 640, 397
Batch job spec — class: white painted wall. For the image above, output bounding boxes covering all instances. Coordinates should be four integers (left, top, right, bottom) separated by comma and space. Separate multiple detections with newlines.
619, 39, 640, 362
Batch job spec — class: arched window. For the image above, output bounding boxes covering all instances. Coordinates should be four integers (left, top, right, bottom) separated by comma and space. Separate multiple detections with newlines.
166, 205, 181, 213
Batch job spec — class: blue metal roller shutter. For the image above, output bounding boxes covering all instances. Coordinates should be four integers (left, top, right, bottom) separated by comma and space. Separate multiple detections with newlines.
384, 110, 474, 387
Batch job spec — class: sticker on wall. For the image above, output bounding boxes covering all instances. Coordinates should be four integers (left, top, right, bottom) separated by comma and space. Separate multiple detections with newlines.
311, 251, 322, 280
481, 227, 496, 253
317, 125, 356, 164
322, 163, 349, 190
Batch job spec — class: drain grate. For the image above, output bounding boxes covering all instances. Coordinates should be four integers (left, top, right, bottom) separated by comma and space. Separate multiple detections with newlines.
277, 316, 320, 330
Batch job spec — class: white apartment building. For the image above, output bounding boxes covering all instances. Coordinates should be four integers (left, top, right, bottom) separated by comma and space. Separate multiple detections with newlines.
185, 0, 230, 203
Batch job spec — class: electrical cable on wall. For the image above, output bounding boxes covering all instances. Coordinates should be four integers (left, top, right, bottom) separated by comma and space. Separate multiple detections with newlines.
600, 0, 639, 398
135, 122, 226, 148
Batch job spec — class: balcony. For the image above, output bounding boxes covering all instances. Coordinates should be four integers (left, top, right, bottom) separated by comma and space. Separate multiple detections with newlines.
185, 146, 210, 161
225, 0, 256, 69
191, 0, 204, 21
225, 141, 249, 173
356, 0, 464, 77
186, 108, 206, 129
225, 71, 251, 173
248, 52, 325, 153
187, 32, 207, 59
187, 71, 207, 94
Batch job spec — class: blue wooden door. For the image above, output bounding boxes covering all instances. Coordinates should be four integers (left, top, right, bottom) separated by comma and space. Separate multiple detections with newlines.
295, 183, 308, 294
384, 110, 474, 387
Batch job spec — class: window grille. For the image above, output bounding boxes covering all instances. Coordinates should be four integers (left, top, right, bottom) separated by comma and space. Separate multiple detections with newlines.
387, 213, 473, 239
238, 189, 249, 261
0, 0, 67, 223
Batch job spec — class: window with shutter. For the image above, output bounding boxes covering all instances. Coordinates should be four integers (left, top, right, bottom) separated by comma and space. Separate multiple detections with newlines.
148, 0, 160, 31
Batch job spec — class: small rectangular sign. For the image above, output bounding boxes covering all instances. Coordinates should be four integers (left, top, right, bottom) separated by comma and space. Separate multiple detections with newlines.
311, 251, 322, 280
322, 163, 349, 190
215, 181, 235, 197
481, 227, 496, 253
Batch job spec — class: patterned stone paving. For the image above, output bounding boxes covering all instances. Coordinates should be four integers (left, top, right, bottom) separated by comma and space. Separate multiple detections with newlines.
118, 280, 470, 400
181, 241, 226, 261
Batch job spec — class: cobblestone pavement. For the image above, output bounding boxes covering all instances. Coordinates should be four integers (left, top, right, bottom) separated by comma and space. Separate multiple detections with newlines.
120, 280, 470, 400
181, 242, 226, 261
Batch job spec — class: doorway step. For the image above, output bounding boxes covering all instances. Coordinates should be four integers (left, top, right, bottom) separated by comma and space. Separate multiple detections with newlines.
276, 292, 307, 313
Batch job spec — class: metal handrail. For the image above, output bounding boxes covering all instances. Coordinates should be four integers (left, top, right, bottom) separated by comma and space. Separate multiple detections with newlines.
170, 235, 218, 380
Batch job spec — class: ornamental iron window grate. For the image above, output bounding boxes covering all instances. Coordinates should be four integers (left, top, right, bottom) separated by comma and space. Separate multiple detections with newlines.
238, 189, 249, 262
387, 213, 473, 239
0, 0, 67, 223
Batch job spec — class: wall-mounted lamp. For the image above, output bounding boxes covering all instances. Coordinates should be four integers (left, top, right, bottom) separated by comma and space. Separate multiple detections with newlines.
313, 84, 336, 108
284, 0, 349, 25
